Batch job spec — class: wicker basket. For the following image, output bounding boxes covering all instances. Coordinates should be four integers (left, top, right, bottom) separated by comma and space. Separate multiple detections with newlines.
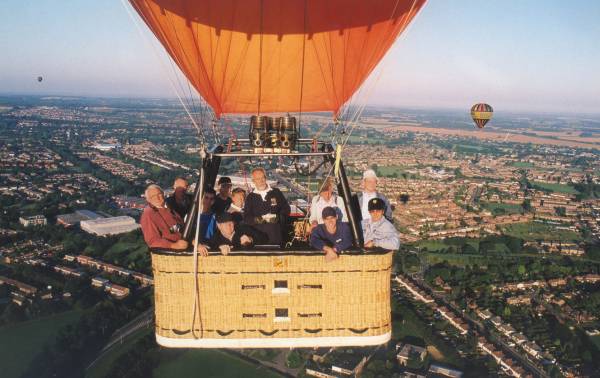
152, 250, 392, 348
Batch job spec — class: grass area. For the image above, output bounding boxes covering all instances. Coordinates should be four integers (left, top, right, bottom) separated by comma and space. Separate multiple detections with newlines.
103, 240, 147, 266
247, 349, 280, 362
392, 305, 463, 367
415, 239, 479, 253
0, 310, 83, 378
345, 135, 386, 145
501, 222, 582, 242
85, 327, 151, 378
376, 165, 408, 177
511, 161, 536, 168
532, 181, 580, 194
450, 144, 486, 152
154, 349, 282, 378
481, 202, 523, 215
414, 240, 449, 252
424, 253, 490, 266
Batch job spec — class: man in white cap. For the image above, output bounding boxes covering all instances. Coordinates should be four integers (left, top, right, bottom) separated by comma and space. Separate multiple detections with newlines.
357, 169, 393, 222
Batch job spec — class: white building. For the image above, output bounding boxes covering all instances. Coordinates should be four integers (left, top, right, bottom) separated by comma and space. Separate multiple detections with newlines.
80, 216, 140, 236
92, 143, 121, 151
19, 215, 47, 227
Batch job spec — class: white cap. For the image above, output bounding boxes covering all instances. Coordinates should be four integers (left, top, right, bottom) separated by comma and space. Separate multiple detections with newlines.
363, 169, 378, 180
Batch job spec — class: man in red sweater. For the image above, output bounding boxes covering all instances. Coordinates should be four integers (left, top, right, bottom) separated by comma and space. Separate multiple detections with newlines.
140, 184, 208, 255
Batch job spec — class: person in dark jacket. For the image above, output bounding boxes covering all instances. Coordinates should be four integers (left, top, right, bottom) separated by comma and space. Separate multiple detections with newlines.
309, 207, 353, 262
198, 187, 217, 242
165, 177, 193, 219
244, 168, 290, 246
213, 176, 232, 214
209, 212, 267, 255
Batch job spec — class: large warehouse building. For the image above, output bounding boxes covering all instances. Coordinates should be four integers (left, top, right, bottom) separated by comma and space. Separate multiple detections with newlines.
80, 216, 140, 236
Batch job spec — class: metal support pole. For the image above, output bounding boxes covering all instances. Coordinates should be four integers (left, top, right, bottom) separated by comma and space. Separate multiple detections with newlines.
321, 142, 363, 248
183, 164, 205, 241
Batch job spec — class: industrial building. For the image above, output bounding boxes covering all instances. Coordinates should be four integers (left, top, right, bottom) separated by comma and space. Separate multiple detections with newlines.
56, 209, 104, 227
80, 216, 140, 236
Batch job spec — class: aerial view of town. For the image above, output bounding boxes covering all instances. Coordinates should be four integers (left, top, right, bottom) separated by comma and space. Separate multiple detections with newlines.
1, 95, 599, 378
3, 1, 600, 378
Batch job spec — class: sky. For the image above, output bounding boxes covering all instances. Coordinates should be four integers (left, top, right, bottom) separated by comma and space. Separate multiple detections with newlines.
1, 0, 599, 114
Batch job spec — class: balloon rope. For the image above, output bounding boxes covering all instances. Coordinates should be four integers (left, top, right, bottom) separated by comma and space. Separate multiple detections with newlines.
340, 0, 421, 148
162, 8, 218, 145
257, 0, 264, 115
297, 0, 308, 137
191, 190, 205, 339
121, 0, 206, 145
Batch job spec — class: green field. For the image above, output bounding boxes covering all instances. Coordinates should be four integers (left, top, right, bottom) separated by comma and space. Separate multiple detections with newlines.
501, 222, 581, 242
86, 328, 151, 378
424, 252, 490, 266
415, 239, 480, 253
392, 305, 463, 368
102, 240, 148, 267
532, 181, 580, 194
0, 310, 83, 378
376, 165, 408, 177
345, 135, 386, 145
414, 240, 450, 252
510, 161, 536, 168
154, 349, 282, 378
453, 143, 486, 152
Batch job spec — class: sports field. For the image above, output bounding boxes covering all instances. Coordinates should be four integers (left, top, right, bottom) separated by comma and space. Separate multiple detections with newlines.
531, 181, 580, 194
0, 310, 83, 378
501, 222, 582, 242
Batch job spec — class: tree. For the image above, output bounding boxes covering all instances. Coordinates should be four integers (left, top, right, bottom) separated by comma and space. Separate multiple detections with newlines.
286, 350, 304, 368
521, 199, 532, 212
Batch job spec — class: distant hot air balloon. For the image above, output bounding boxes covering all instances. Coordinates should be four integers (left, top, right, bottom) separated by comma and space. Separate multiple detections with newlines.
470, 103, 493, 129
37, 76, 43, 82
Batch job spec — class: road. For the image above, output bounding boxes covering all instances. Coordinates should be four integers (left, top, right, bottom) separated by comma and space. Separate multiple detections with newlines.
406, 275, 549, 378
86, 308, 154, 371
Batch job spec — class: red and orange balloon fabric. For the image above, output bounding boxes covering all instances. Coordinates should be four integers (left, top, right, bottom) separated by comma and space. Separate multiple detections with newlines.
470, 103, 493, 129
130, 0, 426, 117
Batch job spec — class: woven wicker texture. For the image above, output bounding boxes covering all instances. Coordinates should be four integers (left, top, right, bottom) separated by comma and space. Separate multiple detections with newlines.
152, 252, 392, 344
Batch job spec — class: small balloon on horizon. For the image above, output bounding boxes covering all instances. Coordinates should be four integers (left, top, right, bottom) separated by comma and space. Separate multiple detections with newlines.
470, 103, 493, 129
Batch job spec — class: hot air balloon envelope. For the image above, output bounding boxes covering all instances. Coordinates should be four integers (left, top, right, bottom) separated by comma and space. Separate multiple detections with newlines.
471, 103, 493, 129
130, 0, 427, 117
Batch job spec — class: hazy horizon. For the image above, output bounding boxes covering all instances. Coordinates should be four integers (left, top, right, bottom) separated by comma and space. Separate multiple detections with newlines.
2, 1, 600, 114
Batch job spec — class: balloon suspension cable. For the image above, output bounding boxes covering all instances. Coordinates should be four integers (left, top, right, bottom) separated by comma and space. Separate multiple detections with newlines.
210, 118, 221, 146
121, 0, 206, 144
190, 184, 205, 339
339, 0, 421, 149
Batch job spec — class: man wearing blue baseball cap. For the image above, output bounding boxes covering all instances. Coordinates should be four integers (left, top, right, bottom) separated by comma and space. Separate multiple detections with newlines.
362, 197, 399, 250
